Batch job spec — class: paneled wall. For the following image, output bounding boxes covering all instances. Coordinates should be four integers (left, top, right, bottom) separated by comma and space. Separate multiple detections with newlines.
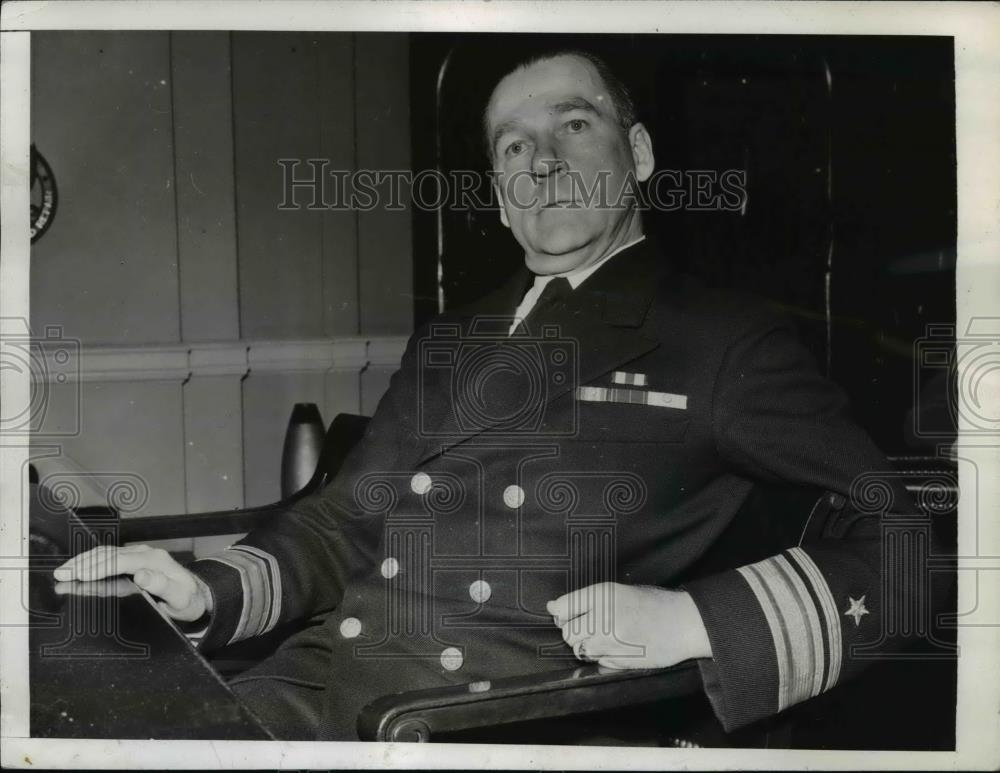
29, 31, 413, 556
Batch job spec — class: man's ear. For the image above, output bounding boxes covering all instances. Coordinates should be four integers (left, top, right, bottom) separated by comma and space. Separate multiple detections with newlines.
628, 123, 655, 182
493, 179, 511, 229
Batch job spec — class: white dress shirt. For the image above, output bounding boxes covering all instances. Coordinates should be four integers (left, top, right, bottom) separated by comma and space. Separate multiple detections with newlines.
507, 235, 646, 336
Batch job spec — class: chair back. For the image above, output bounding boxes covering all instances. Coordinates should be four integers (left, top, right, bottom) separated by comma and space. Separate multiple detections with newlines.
296, 413, 372, 496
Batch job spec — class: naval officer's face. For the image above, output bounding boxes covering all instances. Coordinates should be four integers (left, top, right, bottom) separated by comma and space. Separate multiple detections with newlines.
487, 54, 654, 275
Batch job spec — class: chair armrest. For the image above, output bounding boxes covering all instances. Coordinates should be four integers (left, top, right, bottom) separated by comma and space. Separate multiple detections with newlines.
356, 661, 703, 742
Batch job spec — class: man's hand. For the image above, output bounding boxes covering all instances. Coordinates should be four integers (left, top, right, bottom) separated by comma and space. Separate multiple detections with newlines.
53, 544, 213, 622
547, 583, 713, 669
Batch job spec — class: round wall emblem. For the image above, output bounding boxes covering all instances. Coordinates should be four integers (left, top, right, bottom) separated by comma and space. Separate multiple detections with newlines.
31, 144, 58, 243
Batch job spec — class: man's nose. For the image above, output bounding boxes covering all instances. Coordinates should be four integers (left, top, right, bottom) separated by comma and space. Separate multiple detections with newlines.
530, 144, 565, 179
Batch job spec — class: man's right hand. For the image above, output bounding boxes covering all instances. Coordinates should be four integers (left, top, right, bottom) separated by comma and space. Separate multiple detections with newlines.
53, 544, 213, 622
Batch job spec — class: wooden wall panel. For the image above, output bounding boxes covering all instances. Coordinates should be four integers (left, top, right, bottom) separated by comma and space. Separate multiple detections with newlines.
30, 31, 180, 346
184, 346, 248, 558
30, 32, 414, 546
240, 339, 372, 507
232, 33, 324, 340
323, 370, 361, 422
171, 32, 241, 342
356, 34, 413, 336
38, 380, 188, 516
319, 34, 361, 337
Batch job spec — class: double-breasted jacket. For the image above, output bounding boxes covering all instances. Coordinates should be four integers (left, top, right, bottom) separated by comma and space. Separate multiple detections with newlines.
190, 239, 920, 738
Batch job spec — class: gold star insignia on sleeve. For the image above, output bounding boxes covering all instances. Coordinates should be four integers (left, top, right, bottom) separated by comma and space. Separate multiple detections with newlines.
844, 594, 870, 627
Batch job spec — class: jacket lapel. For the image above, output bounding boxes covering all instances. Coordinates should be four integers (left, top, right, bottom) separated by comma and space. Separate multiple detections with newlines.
414, 239, 667, 465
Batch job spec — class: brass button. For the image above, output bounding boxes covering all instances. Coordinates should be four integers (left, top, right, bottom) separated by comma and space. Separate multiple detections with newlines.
469, 579, 492, 604
502, 484, 525, 509
410, 472, 432, 495
381, 557, 400, 579
440, 647, 464, 671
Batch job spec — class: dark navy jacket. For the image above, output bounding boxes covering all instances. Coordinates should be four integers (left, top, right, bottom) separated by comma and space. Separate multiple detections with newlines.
191, 238, 916, 737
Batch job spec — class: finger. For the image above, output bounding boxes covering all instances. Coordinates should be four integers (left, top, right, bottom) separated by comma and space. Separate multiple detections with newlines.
133, 569, 196, 613
55, 552, 122, 582
55, 544, 149, 580
596, 637, 648, 665
596, 656, 629, 671
155, 598, 203, 623
118, 544, 155, 554
61, 544, 159, 574
62, 550, 168, 583
547, 583, 605, 626
54, 545, 120, 579
560, 618, 592, 648
580, 631, 619, 662
574, 637, 605, 663
133, 568, 167, 594
54, 577, 138, 598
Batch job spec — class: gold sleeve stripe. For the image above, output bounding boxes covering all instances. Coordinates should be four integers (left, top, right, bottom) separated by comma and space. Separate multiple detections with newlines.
738, 551, 833, 712
788, 546, 843, 691
737, 563, 792, 710
201, 545, 281, 644
231, 544, 283, 635
774, 554, 827, 700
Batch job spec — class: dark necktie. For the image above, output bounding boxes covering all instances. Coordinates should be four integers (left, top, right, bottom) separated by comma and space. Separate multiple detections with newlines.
513, 276, 573, 336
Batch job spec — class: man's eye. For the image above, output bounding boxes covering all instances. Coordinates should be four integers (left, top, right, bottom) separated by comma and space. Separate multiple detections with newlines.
505, 141, 526, 157
566, 119, 588, 133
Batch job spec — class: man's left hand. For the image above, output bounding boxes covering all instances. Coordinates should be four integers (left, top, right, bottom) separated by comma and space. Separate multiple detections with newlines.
547, 583, 713, 669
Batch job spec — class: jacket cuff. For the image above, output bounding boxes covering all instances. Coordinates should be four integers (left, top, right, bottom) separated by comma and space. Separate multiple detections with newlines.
684, 546, 848, 732
186, 543, 285, 651
683, 568, 780, 731
186, 556, 245, 652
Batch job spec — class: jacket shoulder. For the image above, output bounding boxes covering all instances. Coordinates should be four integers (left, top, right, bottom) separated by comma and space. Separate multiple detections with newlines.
650, 272, 791, 344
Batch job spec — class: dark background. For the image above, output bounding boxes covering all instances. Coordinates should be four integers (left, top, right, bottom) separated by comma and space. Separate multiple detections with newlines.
411, 34, 957, 457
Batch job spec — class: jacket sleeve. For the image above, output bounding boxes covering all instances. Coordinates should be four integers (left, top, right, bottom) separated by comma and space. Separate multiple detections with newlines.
185, 335, 423, 653
682, 314, 932, 731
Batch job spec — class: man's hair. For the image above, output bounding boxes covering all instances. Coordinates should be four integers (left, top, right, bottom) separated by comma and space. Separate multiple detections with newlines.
482, 47, 639, 161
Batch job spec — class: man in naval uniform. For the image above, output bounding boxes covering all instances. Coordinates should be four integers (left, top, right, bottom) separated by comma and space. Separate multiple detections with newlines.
56, 48, 920, 741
